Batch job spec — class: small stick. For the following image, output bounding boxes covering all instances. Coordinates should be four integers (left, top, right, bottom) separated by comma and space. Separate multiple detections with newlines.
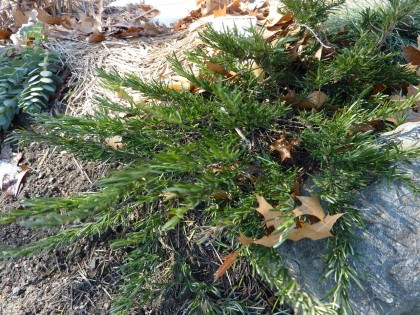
72, 157, 93, 184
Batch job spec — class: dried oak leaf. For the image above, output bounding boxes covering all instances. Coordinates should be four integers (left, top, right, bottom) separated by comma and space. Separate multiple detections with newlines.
36, 8, 63, 25
205, 61, 237, 80
352, 119, 386, 134
270, 136, 292, 162
0, 145, 28, 197
255, 195, 285, 229
314, 45, 335, 61
289, 194, 345, 241
249, 60, 264, 83
264, 11, 294, 29
167, 76, 192, 92
105, 136, 125, 150
239, 194, 344, 247
206, 61, 227, 75
213, 5, 227, 17
210, 191, 232, 200
253, 233, 284, 247
0, 29, 13, 40
238, 233, 253, 245
292, 193, 325, 219
239, 195, 293, 248
13, 10, 28, 28
214, 251, 239, 281
295, 91, 328, 110
279, 88, 297, 105
402, 46, 420, 66
270, 132, 300, 162
87, 32, 105, 43
288, 213, 345, 241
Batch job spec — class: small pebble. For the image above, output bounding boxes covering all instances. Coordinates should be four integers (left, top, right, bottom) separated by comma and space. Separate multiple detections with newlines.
12, 287, 21, 295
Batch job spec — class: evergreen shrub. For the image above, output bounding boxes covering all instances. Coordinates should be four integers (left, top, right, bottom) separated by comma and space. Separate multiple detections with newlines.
1, 0, 420, 314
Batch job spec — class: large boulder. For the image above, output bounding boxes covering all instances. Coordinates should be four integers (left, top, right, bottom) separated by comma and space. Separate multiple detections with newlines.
278, 121, 420, 315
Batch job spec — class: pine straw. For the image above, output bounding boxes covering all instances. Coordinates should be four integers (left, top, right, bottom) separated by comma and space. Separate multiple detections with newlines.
45, 30, 200, 116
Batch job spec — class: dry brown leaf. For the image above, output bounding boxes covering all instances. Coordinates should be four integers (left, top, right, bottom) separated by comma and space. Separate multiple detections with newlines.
160, 192, 178, 200
227, 0, 241, 11
288, 43, 306, 61
313, 45, 335, 61
240, 193, 344, 247
210, 191, 232, 200
36, 8, 63, 25
262, 28, 281, 41
279, 89, 297, 105
206, 61, 227, 74
12, 164, 28, 197
87, 32, 105, 43
202, 0, 229, 16
253, 233, 282, 247
0, 145, 27, 197
314, 46, 323, 60
407, 84, 420, 111
291, 178, 300, 197
250, 61, 264, 83
45, 25, 77, 40
238, 233, 253, 245
0, 29, 12, 40
288, 213, 345, 241
292, 193, 325, 220
213, 5, 227, 17
385, 109, 412, 125
306, 91, 327, 107
112, 27, 142, 39
270, 137, 292, 162
265, 11, 294, 29
76, 12, 100, 33
105, 136, 125, 150
214, 251, 239, 281
407, 84, 419, 98
402, 46, 420, 66
295, 91, 327, 109
255, 195, 284, 229
167, 76, 192, 92
143, 22, 165, 36
372, 83, 387, 94
286, 25, 301, 36
13, 10, 28, 28
352, 119, 386, 133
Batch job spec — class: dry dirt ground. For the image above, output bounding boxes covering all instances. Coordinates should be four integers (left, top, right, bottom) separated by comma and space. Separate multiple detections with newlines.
0, 30, 196, 315
0, 141, 123, 315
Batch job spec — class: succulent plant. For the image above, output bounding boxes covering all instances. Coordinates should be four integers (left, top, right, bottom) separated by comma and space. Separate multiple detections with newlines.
0, 98, 18, 131
0, 47, 62, 130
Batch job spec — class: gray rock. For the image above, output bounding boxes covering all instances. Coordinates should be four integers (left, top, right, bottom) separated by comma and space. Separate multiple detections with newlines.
277, 122, 420, 315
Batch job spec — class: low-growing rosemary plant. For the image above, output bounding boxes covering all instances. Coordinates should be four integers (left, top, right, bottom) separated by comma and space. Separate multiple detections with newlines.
2, 0, 420, 314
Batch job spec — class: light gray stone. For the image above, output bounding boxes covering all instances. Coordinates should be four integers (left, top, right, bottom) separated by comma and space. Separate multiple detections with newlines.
277, 122, 420, 315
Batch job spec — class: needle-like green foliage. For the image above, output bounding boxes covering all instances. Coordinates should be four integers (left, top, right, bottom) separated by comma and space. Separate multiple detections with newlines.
2, 1, 419, 314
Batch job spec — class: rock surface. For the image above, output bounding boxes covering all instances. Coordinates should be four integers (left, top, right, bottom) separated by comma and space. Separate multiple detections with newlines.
278, 121, 420, 315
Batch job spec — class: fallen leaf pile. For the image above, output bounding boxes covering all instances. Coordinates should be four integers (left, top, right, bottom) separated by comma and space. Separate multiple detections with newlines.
0, 2, 168, 44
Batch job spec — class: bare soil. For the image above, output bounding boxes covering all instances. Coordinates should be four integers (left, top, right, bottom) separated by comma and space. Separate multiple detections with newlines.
0, 141, 122, 315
